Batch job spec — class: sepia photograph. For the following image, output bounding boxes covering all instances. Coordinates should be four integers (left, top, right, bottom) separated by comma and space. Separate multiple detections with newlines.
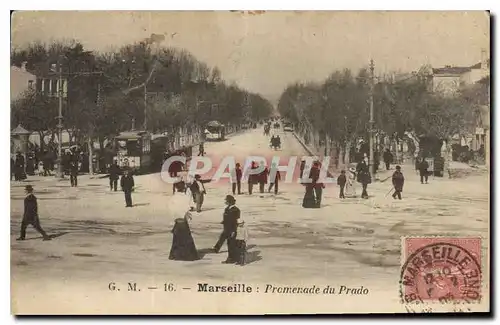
9, 10, 490, 315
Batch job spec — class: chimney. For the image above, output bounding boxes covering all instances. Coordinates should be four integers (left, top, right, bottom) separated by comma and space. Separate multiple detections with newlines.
481, 48, 489, 71
21, 61, 27, 71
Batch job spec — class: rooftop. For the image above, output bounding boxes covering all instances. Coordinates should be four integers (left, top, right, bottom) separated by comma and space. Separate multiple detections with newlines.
432, 59, 490, 76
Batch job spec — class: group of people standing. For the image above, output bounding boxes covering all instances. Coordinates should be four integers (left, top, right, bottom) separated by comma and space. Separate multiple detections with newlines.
228, 161, 281, 196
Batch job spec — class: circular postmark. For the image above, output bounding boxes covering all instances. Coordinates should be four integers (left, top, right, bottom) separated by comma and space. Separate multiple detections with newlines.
400, 242, 482, 304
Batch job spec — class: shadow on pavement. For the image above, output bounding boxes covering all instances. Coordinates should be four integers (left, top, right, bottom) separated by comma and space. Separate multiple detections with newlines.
197, 248, 214, 259
134, 203, 150, 207
245, 250, 262, 265
16, 232, 68, 241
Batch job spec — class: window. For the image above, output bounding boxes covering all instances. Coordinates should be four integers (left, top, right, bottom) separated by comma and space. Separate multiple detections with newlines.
28, 80, 34, 89
126, 140, 142, 157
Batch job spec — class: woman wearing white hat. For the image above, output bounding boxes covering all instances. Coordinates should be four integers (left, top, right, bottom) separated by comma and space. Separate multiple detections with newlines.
345, 167, 357, 197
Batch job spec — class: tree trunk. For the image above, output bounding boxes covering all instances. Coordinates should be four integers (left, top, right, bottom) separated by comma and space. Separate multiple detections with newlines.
37, 131, 46, 153
344, 139, 352, 167
442, 139, 452, 178
88, 127, 95, 175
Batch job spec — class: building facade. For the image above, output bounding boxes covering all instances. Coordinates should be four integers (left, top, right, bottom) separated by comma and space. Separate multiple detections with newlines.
431, 50, 490, 97
10, 62, 36, 101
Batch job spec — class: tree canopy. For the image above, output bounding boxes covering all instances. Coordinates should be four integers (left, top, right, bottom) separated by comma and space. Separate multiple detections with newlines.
11, 39, 273, 149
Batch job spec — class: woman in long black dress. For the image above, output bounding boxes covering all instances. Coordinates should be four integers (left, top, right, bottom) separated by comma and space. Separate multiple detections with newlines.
168, 181, 199, 261
169, 214, 199, 261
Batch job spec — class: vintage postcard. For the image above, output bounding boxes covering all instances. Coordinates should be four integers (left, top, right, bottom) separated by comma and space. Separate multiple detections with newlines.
10, 11, 490, 315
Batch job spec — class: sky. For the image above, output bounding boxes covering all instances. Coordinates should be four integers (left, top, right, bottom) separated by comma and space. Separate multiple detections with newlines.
11, 11, 490, 102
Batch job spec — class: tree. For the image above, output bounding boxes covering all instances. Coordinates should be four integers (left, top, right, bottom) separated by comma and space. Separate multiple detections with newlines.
11, 91, 58, 153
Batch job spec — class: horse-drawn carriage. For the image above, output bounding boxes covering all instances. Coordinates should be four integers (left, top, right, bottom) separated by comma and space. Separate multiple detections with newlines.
270, 135, 281, 150
204, 120, 226, 141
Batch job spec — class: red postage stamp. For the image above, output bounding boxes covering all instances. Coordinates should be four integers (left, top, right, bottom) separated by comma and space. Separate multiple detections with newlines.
400, 237, 482, 304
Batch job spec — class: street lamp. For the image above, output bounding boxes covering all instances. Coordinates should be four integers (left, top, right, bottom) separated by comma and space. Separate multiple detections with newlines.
369, 59, 376, 177
51, 55, 67, 179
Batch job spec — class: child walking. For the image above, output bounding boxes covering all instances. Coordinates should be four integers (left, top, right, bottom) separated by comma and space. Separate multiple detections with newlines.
235, 219, 249, 266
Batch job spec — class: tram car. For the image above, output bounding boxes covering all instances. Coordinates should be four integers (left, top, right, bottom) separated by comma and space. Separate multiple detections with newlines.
204, 120, 226, 141
113, 131, 152, 173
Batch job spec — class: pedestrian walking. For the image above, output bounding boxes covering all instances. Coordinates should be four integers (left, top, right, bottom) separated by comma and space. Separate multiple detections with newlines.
109, 160, 121, 191
213, 195, 241, 265
299, 159, 306, 182
310, 161, 324, 207
198, 142, 205, 156
345, 167, 357, 197
70, 159, 78, 187
418, 158, 430, 184
337, 170, 347, 199
391, 165, 405, 200
248, 161, 258, 195
14, 152, 25, 181
189, 174, 207, 212
268, 165, 281, 195
232, 163, 242, 195
42, 152, 52, 176
26, 153, 35, 176
383, 149, 393, 170
120, 169, 135, 207
235, 219, 249, 266
356, 159, 371, 199
168, 182, 199, 261
16, 185, 51, 241
258, 162, 268, 193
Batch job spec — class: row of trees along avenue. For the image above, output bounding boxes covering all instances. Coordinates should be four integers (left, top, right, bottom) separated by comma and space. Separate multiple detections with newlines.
11, 39, 273, 163
278, 65, 489, 170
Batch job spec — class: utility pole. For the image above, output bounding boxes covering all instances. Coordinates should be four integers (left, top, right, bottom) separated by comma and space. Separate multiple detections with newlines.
369, 59, 375, 177
143, 84, 147, 131
56, 59, 64, 179
52, 57, 103, 179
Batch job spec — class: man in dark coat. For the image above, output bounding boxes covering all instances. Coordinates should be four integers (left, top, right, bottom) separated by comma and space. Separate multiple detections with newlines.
310, 161, 324, 207
247, 161, 258, 195
69, 158, 79, 187
120, 169, 135, 207
14, 152, 25, 181
109, 160, 121, 191
383, 149, 393, 170
392, 165, 405, 200
268, 165, 281, 195
43, 151, 52, 176
418, 158, 429, 184
258, 162, 268, 193
299, 159, 306, 180
337, 170, 347, 199
16, 185, 51, 241
26, 153, 35, 176
213, 195, 241, 264
232, 163, 242, 195
198, 142, 205, 157
356, 159, 371, 199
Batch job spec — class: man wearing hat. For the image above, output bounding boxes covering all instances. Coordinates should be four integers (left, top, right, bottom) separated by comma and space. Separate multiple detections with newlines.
213, 195, 241, 264
189, 174, 209, 212
17, 185, 51, 241
108, 159, 121, 191
391, 165, 405, 200
120, 169, 135, 207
